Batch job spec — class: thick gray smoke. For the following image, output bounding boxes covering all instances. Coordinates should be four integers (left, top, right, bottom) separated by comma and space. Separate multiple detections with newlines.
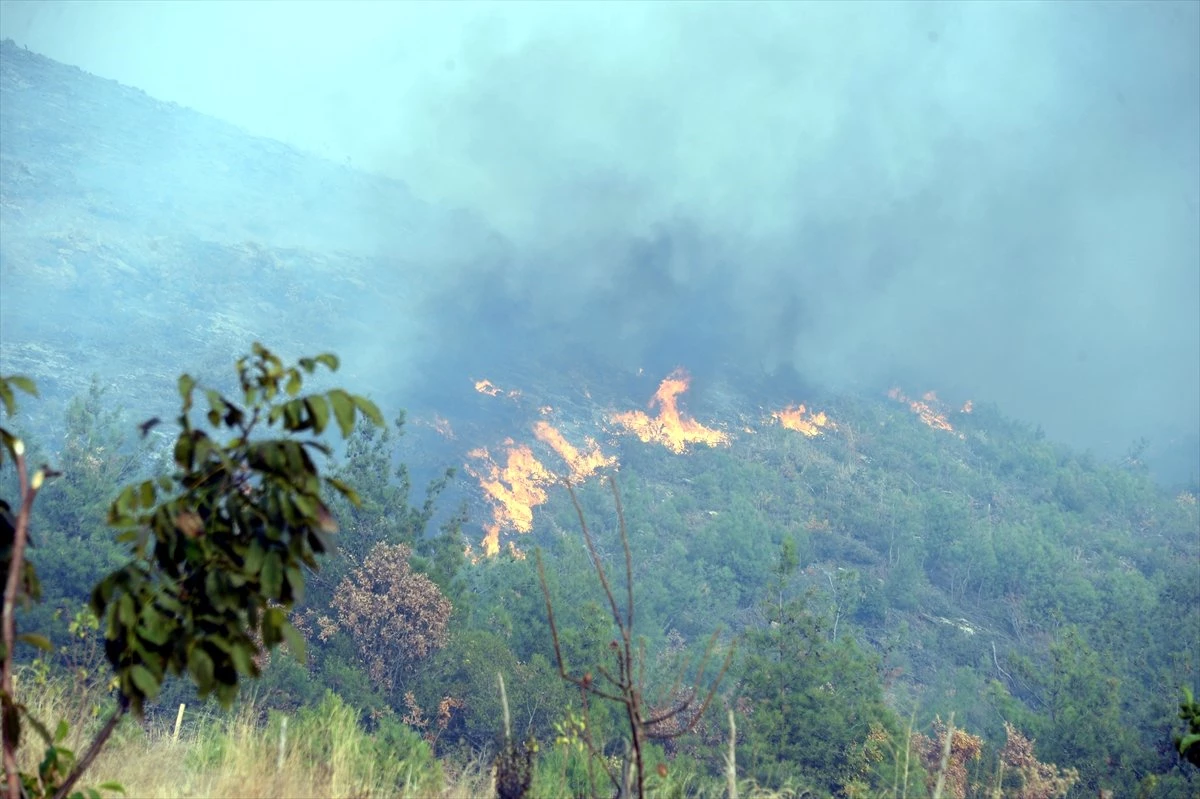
2, 1, 1197, 477
391, 2, 1199, 475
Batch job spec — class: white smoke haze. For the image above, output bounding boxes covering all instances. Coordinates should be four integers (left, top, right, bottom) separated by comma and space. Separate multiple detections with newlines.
1, 0, 1197, 477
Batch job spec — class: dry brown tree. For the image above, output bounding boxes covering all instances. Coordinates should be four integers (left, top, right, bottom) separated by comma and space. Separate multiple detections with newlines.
997, 722, 1078, 799
330, 541, 452, 695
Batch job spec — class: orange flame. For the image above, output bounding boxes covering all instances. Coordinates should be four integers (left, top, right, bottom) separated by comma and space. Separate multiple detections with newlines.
474, 378, 521, 399
533, 421, 617, 483
772, 404, 837, 437
889, 388, 960, 435
610, 369, 729, 453
474, 379, 502, 397
466, 442, 554, 557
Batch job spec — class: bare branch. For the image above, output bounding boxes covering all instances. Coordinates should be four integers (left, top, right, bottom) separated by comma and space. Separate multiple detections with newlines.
3, 446, 38, 799
541, 475, 734, 796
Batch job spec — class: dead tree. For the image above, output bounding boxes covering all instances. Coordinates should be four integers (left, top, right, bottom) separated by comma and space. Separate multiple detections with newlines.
537, 476, 734, 798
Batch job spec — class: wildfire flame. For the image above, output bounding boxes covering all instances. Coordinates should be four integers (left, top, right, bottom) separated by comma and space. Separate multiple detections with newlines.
610, 369, 729, 454
466, 442, 554, 557
533, 421, 617, 483
772, 404, 837, 437
474, 379, 521, 399
474, 379, 502, 397
889, 388, 963, 436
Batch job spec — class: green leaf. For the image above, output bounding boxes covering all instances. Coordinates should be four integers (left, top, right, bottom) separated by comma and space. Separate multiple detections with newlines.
114, 485, 138, 517
285, 369, 302, 397
285, 565, 304, 603
139, 480, 156, 508
281, 621, 307, 664
0, 428, 16, 463
23, 709, 52, 745
138, 605, 170, 646
230, 642, 255, 676
54, 718, 69, 743
188, 646, 215, 690
17, 632, 53, 652
351, 395, 384, 427
305, 395, 330, 434
298, 357, 316, 373
262, 607, 287, 647
174, 434, 194, 471
224, 404, 245, 428
0, 381, 13, 417
328, 389, 355, 437
326, 477, 361, 506
262, 552, 283, 598
118, 594, 136, 626
7, 375, 37, 397
283, 400, 303, 431
315, 353, 339, 371
129, 665, 160, 699
178, 374, 196, 404
205, 390, 227, 428
97, 781, 125, 793
244, 542, 265, 576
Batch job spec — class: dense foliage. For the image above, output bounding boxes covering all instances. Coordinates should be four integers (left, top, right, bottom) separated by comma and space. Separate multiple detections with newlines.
2, 345, 383, 797
4, 354, 1198, 797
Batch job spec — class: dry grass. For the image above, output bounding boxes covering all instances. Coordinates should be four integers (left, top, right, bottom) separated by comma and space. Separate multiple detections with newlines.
13, 670, 482, 799
14, 669, 973, 799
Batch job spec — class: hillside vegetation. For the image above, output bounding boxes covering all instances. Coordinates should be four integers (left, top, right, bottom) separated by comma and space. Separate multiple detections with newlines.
5, 354, 1198, 798
2, 34, 1197, 799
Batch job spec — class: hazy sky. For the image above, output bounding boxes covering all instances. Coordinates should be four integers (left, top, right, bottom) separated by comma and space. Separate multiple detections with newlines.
2, 0, 1198, 473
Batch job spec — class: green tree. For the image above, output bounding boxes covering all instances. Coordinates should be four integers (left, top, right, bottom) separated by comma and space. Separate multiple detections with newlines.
1175, 687, 1200, 768
739, 543, 900, 794
1, 343, 382, 798
1033, 625, 1134, 794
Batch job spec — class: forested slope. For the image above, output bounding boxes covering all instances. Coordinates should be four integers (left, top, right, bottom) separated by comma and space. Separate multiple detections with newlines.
3, 37, 1198, 798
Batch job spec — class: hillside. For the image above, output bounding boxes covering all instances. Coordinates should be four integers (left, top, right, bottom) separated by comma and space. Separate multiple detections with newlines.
3, 38, 1199, 797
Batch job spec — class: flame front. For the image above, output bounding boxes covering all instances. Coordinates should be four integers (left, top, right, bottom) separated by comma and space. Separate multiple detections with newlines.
474, 378, 521, 399
474, 379, 502, 397
772, 404, 837, 437
889, 388, 962, 436
466, 442, 554, 557
533, 421, 617, 483
610, 369, 729, 454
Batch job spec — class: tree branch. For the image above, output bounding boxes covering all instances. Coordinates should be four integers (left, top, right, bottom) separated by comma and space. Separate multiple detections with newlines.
3, 445, 37, 799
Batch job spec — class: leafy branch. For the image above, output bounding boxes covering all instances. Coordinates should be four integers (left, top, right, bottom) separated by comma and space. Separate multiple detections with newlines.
1, 343, 382, 799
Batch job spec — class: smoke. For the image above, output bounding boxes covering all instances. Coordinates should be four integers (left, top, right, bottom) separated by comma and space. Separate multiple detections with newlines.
390, 2, 1199, 469
2, 1, 1197, 475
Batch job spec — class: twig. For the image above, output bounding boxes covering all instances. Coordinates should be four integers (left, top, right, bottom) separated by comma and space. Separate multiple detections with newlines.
497, 672, 511, 746
51, 695, 130, 799
538, 475, 734, 798
725, 709, 738, 799
931, 713, 955, 799
3, 444, 38, 799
